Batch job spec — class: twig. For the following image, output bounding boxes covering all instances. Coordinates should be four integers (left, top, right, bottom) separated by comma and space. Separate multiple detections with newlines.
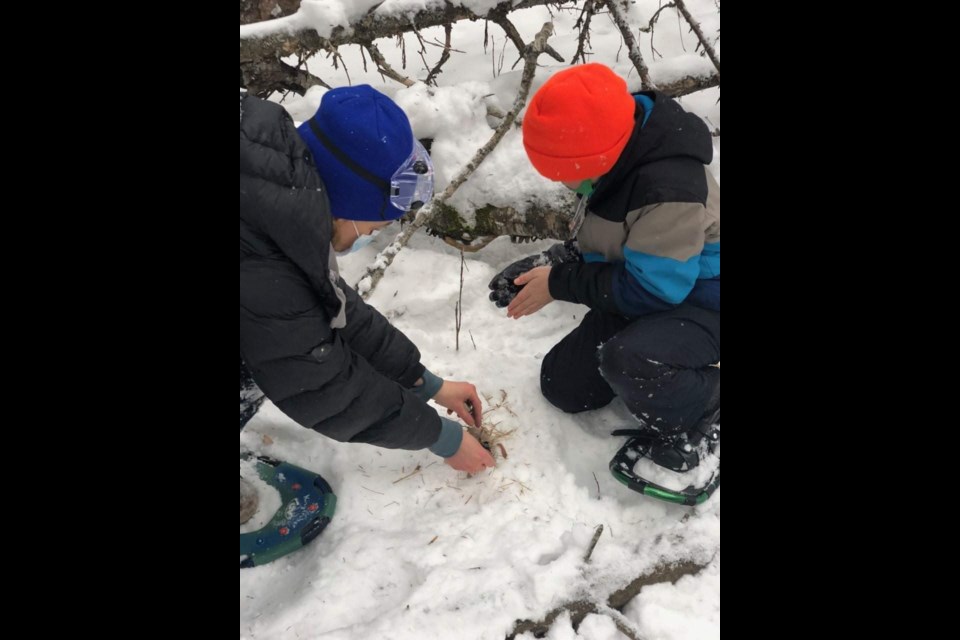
278, 60, 330, 94
676, 3, 687, 52
455, 250, 465, 350
498, 35, 508, 76
426, 36, 464, 53
393, 464, 423, 484
638, 3, 677, 33
397, 33, 407, 69
637, 2, 676, 61
572, 0, 597, 65
495, 15, 529, 54
583, 525, 604, 562
325, 47, 352, 86
497, 16, 564, 71
365, 41, 416, 87
607, 0, 657, 89
593, 605, 646, 640
426, 19, 454, 86
412, 28, 432, 78
674, 0, 721, 78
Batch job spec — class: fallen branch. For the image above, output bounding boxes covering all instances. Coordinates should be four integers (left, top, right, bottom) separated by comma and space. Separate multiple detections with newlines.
508, 558, 711, 639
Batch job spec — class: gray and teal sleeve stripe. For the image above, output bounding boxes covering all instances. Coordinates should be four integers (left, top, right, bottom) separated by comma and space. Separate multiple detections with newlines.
622, 248, 700, 305
623, 201, 706, 304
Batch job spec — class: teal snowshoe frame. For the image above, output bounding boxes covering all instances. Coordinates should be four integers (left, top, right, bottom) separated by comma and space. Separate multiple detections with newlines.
610, 435, 720, 506
240, 456, 336, 568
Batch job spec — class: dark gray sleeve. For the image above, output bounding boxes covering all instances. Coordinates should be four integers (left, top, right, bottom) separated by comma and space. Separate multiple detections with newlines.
337, 278, 426, 388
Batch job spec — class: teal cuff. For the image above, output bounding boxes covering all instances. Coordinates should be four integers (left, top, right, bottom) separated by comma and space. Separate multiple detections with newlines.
411, 368, 444, 403
429, 417, 464, 458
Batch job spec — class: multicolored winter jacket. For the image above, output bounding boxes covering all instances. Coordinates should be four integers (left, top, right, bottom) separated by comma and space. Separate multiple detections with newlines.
549, 92, 721, 316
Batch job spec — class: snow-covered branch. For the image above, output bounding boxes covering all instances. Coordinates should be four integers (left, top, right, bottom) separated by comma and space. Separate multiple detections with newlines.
240, 0, 568, 95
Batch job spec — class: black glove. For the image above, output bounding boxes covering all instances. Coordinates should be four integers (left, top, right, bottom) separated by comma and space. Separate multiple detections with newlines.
488, 240, 581, 308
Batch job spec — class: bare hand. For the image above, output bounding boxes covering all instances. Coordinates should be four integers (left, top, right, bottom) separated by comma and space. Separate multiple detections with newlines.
507, 266, 554, 319
444, 432, 496, 473
434, 380, 483, 427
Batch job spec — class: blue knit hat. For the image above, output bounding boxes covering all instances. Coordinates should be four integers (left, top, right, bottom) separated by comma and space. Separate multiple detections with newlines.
297, 85, 415, 221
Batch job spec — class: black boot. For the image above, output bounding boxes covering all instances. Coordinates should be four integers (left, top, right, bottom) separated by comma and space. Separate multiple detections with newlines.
648, 381, 720, 473
609, 380, 721, 504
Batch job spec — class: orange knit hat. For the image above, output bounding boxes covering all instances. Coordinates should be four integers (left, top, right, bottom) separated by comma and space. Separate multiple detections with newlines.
523, 64, 636, 182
